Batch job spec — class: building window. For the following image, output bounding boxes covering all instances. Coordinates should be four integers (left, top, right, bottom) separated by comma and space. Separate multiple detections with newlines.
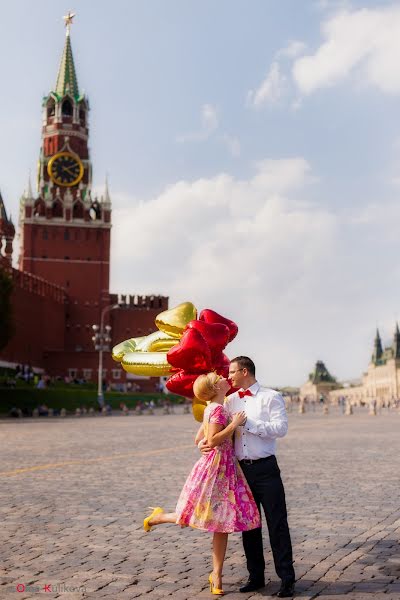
112, 369, 122, 380
64, 229, 70, 240
83, 369, 92, 380
47, 100, 55, 118
68, 368, 78, 379
42, 228, 48, 240
62, 99, 73, 116
73, 201, 84, 219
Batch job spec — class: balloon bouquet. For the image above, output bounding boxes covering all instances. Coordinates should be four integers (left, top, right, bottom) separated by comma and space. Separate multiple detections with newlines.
112, 302, 238, 421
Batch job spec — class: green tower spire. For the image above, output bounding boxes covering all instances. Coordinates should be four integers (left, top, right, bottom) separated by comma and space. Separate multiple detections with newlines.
372, 328, 383, 364
393, 323, 400, 360
309, 360, 336, 384
55, 12, 79, 99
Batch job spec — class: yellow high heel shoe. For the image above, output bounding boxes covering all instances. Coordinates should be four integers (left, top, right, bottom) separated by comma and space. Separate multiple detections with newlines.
143, 506, 164, 532
209, 573, 224, 595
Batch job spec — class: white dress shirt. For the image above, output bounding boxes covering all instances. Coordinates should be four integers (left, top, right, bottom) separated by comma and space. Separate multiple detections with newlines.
225, 382, 288, 461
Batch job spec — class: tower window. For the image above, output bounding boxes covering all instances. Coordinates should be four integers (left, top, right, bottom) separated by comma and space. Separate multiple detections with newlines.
47, 100, 55, 118
52, 199, 63, 218
72, 201, 84, 219
79, 110, 86, 126
34, 198, 45, 217
42, 229, 48, 240
64, 229, 70, 240
62, 99, 73, 116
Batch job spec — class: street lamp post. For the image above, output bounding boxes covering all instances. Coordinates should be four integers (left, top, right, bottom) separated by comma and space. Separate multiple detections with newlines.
92, 303, 119, 407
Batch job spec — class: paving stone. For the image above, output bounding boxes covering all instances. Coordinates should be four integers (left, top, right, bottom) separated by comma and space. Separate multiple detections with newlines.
0, 407, 399, 598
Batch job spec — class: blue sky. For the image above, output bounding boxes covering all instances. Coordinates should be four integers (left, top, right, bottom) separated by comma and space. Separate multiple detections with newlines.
1, 0, 400, 386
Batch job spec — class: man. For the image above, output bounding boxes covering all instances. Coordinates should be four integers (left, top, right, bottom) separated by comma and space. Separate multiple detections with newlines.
205, 356, 295, 597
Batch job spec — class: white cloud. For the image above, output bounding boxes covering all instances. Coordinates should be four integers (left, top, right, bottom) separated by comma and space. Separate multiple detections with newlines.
110, 159, 400, 386
247, 61, 287, 108
314, 0, 351, 12
277, 40, 307, 59
293, 5, 400, 95
176, 104, 241, 159
176, 103, 218, 143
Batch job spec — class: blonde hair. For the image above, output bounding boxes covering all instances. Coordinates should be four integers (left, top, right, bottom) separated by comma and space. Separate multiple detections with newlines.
193, 372, 221, 403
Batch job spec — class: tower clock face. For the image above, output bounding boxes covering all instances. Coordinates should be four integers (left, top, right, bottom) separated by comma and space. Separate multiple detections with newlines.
47, 152, 84, 187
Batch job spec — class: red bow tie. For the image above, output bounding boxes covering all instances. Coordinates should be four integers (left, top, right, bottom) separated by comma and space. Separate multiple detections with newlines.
238, 390, 253, 398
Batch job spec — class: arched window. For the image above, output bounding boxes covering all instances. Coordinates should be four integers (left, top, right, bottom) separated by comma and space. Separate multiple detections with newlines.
34, 198, 45, 217
89, 201, 101, 221
62, 99, 73, 116
52, 199, 63, 218
72, 200, 84, 219
47, 98, 56, 119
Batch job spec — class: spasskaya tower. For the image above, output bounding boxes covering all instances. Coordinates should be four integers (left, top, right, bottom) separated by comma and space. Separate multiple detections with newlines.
1, 13, 168, 386
19, 12, 111, 353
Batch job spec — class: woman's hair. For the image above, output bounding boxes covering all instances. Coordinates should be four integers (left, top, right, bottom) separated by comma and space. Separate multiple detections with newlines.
193, 372, 220, 402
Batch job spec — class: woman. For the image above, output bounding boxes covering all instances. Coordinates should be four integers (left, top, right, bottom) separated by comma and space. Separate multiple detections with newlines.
143, 372, 261, 595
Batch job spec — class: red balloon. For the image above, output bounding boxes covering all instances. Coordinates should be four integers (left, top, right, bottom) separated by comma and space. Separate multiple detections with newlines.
166, 371, 199, 398
167, 328, 212, 373
213, 351, 230, 378
187, 320, 230, 355
199, 309, 238, 342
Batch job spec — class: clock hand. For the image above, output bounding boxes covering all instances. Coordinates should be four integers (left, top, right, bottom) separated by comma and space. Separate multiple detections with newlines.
61, 165, 78, 176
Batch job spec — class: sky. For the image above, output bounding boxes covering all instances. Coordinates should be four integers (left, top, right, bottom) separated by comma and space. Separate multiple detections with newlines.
1, 0, 400, 387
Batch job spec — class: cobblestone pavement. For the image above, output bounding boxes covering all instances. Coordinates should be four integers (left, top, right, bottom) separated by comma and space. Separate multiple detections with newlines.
0, 406, 399, 600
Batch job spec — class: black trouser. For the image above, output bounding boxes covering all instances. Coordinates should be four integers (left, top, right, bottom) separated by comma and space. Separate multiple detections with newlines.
240, 455, 295, 584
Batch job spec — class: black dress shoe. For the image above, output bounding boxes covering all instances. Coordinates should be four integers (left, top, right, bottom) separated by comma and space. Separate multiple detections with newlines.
275, 580, 295, 597
239, 579, 265, 593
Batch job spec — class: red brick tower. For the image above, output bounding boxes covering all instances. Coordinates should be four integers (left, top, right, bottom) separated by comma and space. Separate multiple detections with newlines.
0, 14, 169, 387
18, 14, 110, 354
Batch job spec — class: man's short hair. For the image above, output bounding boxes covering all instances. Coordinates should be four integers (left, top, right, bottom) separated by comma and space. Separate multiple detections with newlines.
230, 356, 256, 377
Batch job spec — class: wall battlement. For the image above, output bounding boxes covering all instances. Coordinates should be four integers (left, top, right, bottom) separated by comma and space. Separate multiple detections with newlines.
12, 267, 66, 303
109, 293, 168, 311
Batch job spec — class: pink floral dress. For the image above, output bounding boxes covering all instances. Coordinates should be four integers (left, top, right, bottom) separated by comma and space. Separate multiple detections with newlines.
175, 402, 261, 533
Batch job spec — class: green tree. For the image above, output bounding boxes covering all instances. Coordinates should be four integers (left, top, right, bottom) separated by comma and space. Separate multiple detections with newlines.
0, 267, 14, 351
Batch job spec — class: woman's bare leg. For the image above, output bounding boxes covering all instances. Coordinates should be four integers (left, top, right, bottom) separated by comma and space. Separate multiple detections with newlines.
148, 511, 177, 526
211, 532, 228, 589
